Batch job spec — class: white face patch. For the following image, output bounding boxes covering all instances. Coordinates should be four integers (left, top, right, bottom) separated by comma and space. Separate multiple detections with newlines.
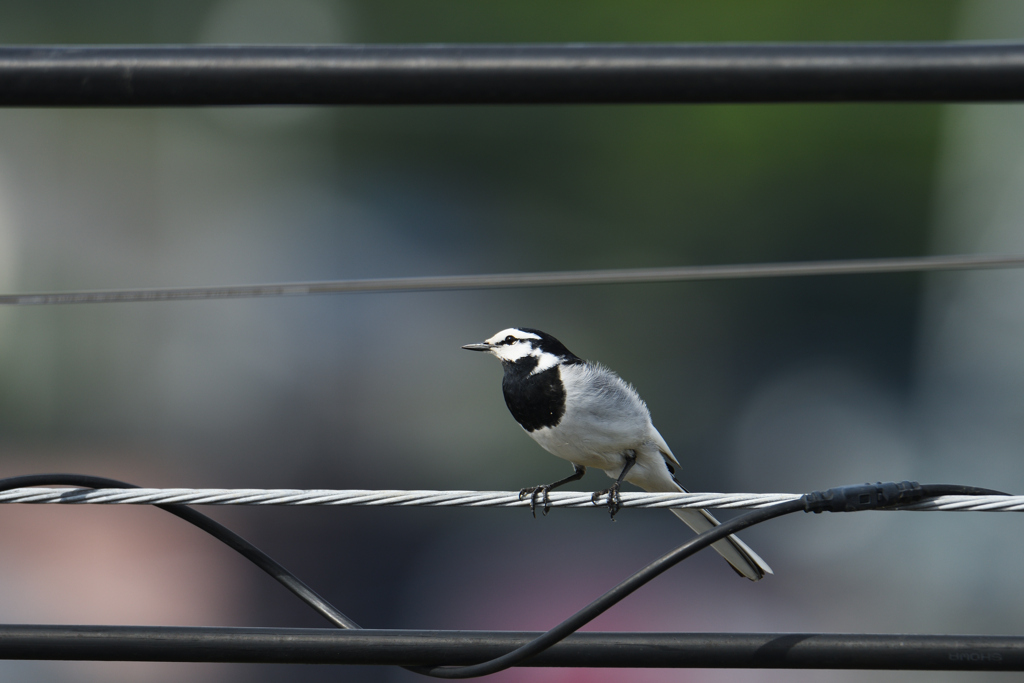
484, 328, 543, 364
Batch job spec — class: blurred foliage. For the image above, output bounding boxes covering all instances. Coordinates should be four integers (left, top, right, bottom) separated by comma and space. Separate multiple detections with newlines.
0, 1, 960, 446
0, 0, 959, 269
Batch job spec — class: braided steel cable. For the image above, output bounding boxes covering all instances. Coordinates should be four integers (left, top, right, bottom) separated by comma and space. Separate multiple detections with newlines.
0, 487, 1021, 511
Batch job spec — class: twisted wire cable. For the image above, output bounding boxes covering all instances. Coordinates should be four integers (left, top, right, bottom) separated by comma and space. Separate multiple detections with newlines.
0, 487, 1021, 511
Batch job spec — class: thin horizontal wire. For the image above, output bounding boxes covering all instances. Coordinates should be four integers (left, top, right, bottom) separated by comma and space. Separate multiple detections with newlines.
2, 487, 1023, 511
3, 253, 1024, 306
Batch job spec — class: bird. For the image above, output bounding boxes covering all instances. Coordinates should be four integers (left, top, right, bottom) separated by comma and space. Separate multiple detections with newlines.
462, 327, 772, 581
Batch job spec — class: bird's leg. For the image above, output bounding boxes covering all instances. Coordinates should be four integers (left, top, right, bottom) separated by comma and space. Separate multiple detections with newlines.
592, 450, 637, 520
519, 464, 587, 517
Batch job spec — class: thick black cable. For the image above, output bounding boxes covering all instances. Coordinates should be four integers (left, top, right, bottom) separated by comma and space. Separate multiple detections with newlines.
2, 253, 1024, 306
3, 627, 1024, 669
0, 474, 360, 630
7, 43, 1024, 106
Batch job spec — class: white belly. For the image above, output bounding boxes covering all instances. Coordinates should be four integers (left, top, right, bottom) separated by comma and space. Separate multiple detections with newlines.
528, 422, 634, 470
527, 381, 652, 470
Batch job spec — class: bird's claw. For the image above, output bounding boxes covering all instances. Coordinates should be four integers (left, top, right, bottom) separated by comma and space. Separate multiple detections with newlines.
519, 485, 553, 517
592, 483, 623, 520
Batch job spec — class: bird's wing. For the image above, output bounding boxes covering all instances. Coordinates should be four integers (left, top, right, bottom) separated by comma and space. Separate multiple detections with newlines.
649, 425, 680, 467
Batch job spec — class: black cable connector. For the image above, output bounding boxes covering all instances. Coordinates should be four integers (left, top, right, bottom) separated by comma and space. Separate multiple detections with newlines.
802, 480, 924, 513
802, 481, 1008, 514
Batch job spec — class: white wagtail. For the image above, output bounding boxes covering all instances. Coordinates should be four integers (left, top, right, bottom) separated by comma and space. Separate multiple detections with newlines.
463, 327, 772, 581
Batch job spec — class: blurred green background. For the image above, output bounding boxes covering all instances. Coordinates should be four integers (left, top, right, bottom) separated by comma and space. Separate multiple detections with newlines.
2, 2, 1024, 682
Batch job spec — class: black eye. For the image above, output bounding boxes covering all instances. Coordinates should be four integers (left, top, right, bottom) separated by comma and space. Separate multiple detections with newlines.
504, 335, 517, 344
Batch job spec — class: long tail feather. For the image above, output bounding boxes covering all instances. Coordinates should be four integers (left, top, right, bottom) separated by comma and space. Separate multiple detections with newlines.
670, 506, 773, 581
632, 460, 773, 581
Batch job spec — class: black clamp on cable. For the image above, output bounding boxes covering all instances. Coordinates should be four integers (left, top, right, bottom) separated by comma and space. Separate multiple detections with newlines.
802, 480, 924, 513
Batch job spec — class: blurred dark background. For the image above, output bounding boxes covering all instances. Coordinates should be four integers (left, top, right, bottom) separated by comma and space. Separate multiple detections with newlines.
2, 1, 1024, 681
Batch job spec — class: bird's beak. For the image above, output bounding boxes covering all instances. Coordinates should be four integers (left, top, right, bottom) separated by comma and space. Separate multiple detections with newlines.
461, 342, 492, 352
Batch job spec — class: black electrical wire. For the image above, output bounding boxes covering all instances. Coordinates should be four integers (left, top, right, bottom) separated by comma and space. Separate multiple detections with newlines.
0, 474, 360, 630
6, 42, 1024, 106
0, 476, 1006, 677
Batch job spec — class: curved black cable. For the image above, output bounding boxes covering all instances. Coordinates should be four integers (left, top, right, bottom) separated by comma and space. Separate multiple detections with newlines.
410, 496, 807, 678
0, 476, 1007, 678
411, 481, 1010, 678
0, 474, 360, 630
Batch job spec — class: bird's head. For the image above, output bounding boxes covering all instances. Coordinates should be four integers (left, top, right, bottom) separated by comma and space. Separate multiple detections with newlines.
462, 327, 581, 368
